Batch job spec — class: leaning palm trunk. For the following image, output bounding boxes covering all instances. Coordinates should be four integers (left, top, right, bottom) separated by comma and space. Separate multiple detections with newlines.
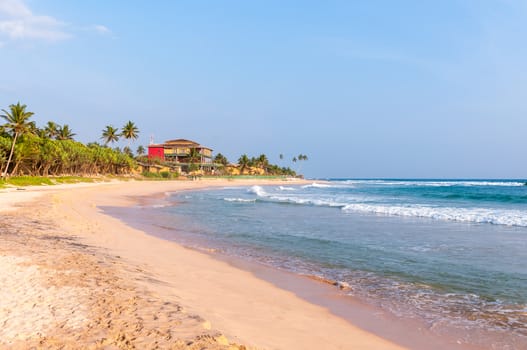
2, 132, 18, 179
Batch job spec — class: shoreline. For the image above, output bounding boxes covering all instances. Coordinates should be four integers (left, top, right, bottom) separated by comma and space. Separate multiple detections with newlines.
0, 179, 466, 349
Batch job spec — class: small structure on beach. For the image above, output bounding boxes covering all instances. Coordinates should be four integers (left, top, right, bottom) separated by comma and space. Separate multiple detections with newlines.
148, 139, 215, 174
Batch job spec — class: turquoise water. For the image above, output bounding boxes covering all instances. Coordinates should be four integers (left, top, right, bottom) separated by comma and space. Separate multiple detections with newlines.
146, 179, 527, 348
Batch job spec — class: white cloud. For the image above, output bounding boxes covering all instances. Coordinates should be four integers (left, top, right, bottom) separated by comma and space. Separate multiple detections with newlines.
92, 24, 110, 35
0, 0, 70, 42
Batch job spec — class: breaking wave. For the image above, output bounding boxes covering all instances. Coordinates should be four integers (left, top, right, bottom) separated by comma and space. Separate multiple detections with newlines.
248, 185, 527, 227
341, 204, 527, 227
223, 197, 257, 203
339, 180, 526, 187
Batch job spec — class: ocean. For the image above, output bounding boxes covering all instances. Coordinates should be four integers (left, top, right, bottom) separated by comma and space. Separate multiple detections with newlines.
134, 179, 527, 348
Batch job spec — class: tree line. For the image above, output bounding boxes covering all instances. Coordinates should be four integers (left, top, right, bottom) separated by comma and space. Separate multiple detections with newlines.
211, 153, 303, 176
0, 102, 139, 178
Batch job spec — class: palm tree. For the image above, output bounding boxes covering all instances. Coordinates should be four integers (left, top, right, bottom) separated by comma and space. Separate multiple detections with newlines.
57, 124, 76, 140
1, 102, 35, 178
238, 154, 250, 174
257, 154, 269, 173
187, 148, 201, 172
296, 154, 308, 175
121, 121, 139, 146
27, 121, 39, 135
136, 145, 145, 156
188, 148, 201, 163
214, 153, 228, 166
123, 146, 134, 157
44, 121, 59, 139
101, 125, 120, 145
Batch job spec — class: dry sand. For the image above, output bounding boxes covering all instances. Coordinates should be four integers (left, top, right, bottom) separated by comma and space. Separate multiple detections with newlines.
0, 179, 409, 349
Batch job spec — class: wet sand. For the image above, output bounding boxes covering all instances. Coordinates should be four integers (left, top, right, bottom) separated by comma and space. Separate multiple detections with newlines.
1, 179, 412, 349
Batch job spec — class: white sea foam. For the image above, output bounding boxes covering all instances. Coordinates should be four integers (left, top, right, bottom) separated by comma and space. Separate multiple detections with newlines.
247, 185, 527, 227
224, 197, 257, 203
341, 204, 527, 227
271, 196, 348, 208
340, 180, 525, 187
302, 183, 334, 189
250, 188, 349, 208
247, 182, 527, 226
278, 186, 296, 191
248, 185, 268, 196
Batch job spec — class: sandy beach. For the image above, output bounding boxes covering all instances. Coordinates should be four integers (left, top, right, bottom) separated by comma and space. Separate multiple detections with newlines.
0, 179, 411, 349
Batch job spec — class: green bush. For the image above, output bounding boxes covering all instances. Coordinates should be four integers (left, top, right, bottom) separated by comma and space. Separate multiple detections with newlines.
141, 170, 178, 180
142, 171, 161, 178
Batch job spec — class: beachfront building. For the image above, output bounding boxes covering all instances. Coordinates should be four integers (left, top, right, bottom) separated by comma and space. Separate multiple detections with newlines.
147, 139, 215, 173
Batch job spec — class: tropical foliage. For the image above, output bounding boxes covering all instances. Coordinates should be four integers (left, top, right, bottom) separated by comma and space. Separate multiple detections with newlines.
1, 102, 35, 178
57, 124, 76, 140
121, 121, 139, 145
101, 125, 120, 145
235, 153, 297, 176
213, 153, 229, 166
0, 103, 137, 177
0, 133, 135, 176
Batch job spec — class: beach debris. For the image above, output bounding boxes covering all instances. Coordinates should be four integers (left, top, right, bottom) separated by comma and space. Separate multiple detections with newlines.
336, 281, 352, 291
304, 274, 353, 291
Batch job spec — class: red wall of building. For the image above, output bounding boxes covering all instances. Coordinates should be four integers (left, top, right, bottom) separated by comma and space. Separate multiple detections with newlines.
148, 146, 165, 160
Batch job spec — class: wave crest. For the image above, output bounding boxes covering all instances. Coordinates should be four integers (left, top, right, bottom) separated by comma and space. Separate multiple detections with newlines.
224, 198, 256, 203
341, 204, 527, 227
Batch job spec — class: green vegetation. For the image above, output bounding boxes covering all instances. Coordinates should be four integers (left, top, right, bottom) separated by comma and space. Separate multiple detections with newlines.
101, 125, 120, 145
121, 121, 139, 146
0, 176, 96, 187
0, 102, 136, 178
232, 153, 299, 176
141, 171, 179, 180
213, 153, 228, 166
1, 102, 35, 179
57, 124, 76, 140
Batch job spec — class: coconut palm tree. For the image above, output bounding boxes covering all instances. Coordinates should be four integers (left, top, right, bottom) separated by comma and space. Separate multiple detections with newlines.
136, 145, 145, 156
1, 102, 35, 178
296, 154, 308, 175
101, 125, 120, 145
257, 154, 269, 173
238, 154, 250, 174
187, 148, 201, 172
57, 124, 76, 140
213, 153, 228, 166
123, 146, 134, 157
121, 121, 139, 146
44, 121, 59, 139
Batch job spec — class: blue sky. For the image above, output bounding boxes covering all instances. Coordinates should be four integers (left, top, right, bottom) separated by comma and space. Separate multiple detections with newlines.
1, 0, 526, 178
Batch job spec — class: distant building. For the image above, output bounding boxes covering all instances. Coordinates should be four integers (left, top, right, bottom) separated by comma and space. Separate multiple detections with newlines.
148, 139, 215, 173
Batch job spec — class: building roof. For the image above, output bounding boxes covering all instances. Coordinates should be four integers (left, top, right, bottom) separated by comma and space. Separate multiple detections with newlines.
164, 139, 200, 146
148, 139, 212, 151
164, 139, 212, 151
